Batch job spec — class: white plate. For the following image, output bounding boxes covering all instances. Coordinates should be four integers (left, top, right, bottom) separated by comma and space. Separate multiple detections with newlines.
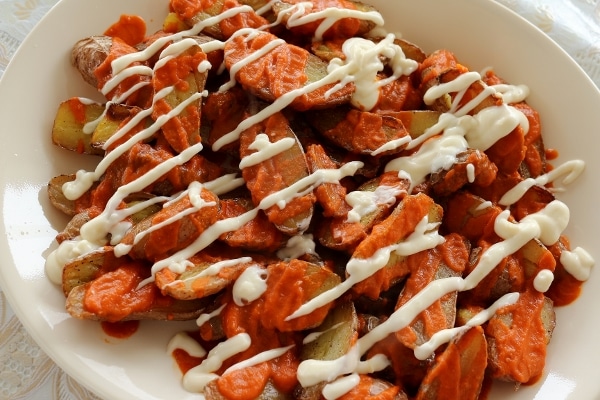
0, 0, 598, 399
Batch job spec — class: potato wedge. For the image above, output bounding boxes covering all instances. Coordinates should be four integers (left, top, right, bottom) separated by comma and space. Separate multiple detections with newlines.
308, 107, 411, 156
218, 197, 286, 252
155, 257, 260, 301
415, 327, 487, 400
316, 171, 409, 254
296, 301, 358, 400
48, 174, 78, 216
429, 149, 498, 196
272, 0, 381, 40
71, 35, 113, 88
239, 111, 315, 236
394, 234, 469, 348
151, 44, 208, 153
224, 30, 353, 110
485, 290, 555, 384
52, 98, 105, 155
90, 103, 142, 150
66, 278, 210, 322
169, 0, 269, 40
120, 186, 220, 261
204, 378, 290, 400
61, 247, 117, 297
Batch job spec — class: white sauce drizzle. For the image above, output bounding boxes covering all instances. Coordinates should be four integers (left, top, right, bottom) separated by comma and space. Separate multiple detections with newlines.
223, 344, 294, 374
413, 292, 520, 360
491, 82, 530, 104
533, 269, 555, 292
238, 133, 296, 169
196, 303, 227, 328
287, 216, 444, 321
561, 247, 594, 281
345, 185, 404, 223
499, 159, 586, 206
302, 322, 345, 345
114, 182, 216, 257
322, 373, 360, 400
168, 332, 207, 358
277, 234, 317, 260
328, 34, 417, 110
385, 70, 530, 191
182, 333, 251, 393
232, 265, 268, 306
466, 163, 475, 183
284, 2, 384, 42
145, 162, 363, 284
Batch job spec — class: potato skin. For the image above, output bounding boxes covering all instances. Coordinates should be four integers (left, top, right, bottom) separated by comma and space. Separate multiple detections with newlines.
71, 35, 113, 88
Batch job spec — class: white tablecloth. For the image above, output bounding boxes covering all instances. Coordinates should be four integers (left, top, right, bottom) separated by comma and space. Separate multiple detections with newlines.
0, 0, 599, 399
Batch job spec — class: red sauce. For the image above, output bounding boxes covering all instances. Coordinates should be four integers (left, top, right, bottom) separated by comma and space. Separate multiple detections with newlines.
219, 0, 270, 39
169, 0, 218, 21
172, 348, 205, 374
224, 31, 353, 110
104, 14, 147, 47
94, 37, 151, 106
546, 236, 584, 306
545, 148, 559, 160
485, 289, 548, 384
67, 97, 87, 124
337, 375, 401, 400
101, 320, 140, 339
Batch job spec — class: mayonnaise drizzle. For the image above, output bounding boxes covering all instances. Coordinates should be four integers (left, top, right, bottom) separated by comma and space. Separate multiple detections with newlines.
302, 322, 345, 345
345, 185, 404, 223
277, 234, 317, 260
232, 265, 268, 306
499, 159, 586, 206
196, 303, 226, 328
238, 133, 296, 169
561, 247, 594, 281
283, 2, 384, 42
168, 332, 208, 358
328, 33, 417, 110
182, 333, 251, 393
147, 162, 363, 282
385, 70, 529, 190
413, 292, 519, 360
223, 344, 295, 374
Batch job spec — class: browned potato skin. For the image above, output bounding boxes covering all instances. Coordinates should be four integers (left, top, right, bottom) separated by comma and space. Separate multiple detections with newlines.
56, 210, 92, 244
61, 247, 115, 297
48, 174, 77, 216
71, 35, 113, 88
91, 103, 141, 150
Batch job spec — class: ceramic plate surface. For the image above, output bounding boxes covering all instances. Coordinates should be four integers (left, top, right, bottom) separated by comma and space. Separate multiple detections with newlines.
0, 0, 598, 399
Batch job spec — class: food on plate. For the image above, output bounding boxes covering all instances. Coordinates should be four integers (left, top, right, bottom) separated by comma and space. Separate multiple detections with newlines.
44, 0, 595, 399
